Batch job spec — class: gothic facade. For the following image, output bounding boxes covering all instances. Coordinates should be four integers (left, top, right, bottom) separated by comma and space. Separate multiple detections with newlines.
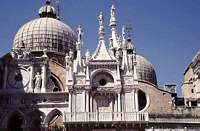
0, 1, 200, 131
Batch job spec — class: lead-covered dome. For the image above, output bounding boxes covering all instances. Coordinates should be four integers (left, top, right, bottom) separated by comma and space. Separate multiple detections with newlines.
136, 55, 157, 85
12, 0, 76, 54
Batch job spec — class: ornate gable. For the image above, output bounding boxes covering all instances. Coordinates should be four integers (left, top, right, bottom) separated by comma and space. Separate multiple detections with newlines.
91, 41, 115, 61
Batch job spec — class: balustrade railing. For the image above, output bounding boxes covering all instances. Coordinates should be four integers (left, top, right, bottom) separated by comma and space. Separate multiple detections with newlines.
64, 112, 148, 122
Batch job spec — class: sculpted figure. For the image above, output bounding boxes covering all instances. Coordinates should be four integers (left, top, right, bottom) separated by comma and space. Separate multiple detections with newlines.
98, 12, 104, 26
34, 72, 42, 93
77, 25, 83, 42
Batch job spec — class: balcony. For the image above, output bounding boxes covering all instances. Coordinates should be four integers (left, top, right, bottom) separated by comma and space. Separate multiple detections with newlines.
64, 112, 149, 123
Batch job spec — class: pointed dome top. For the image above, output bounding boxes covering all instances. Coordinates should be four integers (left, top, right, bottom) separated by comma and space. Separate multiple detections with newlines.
39, 0, 57, 18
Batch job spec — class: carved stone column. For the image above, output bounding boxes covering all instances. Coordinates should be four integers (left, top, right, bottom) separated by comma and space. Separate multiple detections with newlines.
132, 89, 136, 111
73, 93, 76, 113
3, 65, 8, 90
69, 62, 73, 81
41, 64, 47, 93
82, 90, 86, 112
85, 90, 89, 112
28, 65, 34, 93
135, 89, 139, 112
69, 91, 72, 112
117, 63, 120, 80
114, 94, 118, 112
90, 94, 93, 112
117, 93, 121, 112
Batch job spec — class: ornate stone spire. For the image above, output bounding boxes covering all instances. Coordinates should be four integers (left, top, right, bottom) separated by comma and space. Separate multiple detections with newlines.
92, 12, 114, 60
98, 11, 105, 40
110, 4, 116, 27
121, 26, 129, 73
122, 25, 126, 48
126, 27, 134, 51
74, 25, 83, 73
77, 25, 83, 50
85, 50, 90, 81
109, 4, 119, 49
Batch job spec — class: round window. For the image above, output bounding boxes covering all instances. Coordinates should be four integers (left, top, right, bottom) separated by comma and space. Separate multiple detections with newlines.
99, 79, 107, 86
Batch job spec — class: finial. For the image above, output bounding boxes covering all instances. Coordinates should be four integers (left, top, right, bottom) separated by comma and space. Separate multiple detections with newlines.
126, 26, 133, 40
98, 11, 104, 27
122, 25, 126, 46
126, 26, 135, 50
77, 25, 83, 43
110, 4, 116, 26
98, 11, 105, 39
111, 5, 115, 16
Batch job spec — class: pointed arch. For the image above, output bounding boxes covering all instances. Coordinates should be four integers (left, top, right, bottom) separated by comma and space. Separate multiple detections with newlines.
44, 109, 63, 125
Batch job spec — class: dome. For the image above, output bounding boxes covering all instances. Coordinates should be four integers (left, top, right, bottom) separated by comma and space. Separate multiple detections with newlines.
12, 1, 76, 54
136, 55, 157, 85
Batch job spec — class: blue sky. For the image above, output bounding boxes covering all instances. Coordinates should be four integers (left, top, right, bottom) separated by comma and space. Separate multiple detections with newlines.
0, 0, 200, 95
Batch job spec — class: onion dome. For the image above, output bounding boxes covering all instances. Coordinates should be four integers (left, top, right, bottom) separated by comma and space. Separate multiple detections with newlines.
12, 0, 76, 55
136, 55, 157, 85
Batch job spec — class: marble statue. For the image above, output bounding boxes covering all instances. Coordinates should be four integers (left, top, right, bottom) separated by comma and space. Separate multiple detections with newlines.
34, 72, 42, 93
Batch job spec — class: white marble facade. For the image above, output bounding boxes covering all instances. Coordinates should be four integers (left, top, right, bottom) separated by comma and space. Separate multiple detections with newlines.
1, 1, 200, 131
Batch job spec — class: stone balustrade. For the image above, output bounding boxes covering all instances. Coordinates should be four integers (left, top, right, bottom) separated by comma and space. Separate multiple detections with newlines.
64, 112, 149, 122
